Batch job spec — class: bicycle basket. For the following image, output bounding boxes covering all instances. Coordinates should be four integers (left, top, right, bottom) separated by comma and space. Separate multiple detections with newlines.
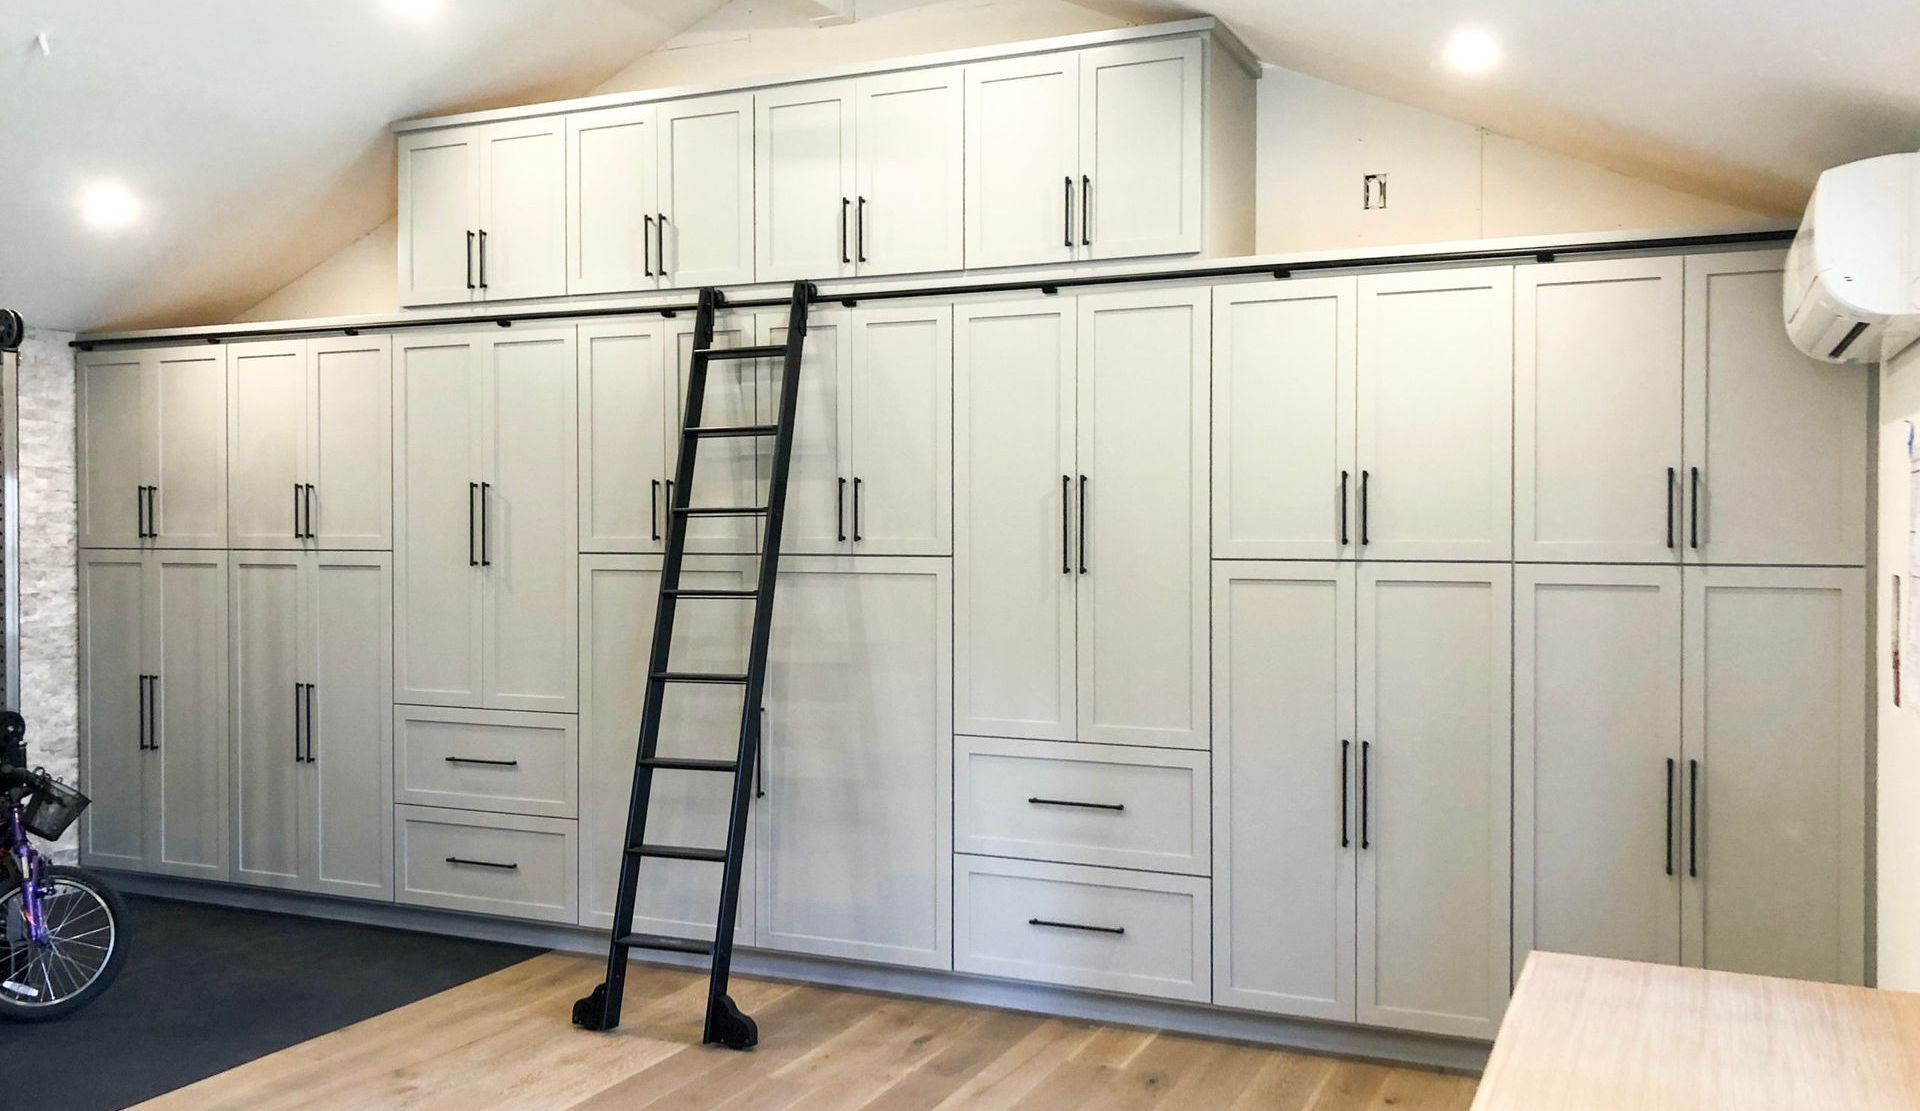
21, 776, 89, 840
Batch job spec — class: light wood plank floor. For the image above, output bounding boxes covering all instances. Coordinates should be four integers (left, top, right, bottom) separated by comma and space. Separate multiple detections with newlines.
138, 952, 1478, 1110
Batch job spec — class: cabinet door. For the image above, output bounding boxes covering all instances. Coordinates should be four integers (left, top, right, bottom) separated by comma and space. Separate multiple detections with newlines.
1076, 289, 1209, 749
309, 336, 393, 550
1682, 567, 1865, 984
579, 321, 672, 553
759, 559, 951, 969
1515, 565, 1682, 970
77, 351, 149, 549
228, 342, 308, 550
147, 551, 230, 882
965, 53, 1080, 269
481, 329, 578, 713
398, 127, 479, 307
854, 68, 963, 275
760, 308, 850, 555
658, 93, 755, 288
579, 555, 756, 937
1684, 253, 1868, 566
954, 299, 1077, 742
1356, 267, 1514, 561
567, 104, 658, 296
149, 345, 229, 549
478, 118, 566, 302
1356, 563, 1511, 1039
1212, 562, 1356, 1023
307, 553, 394, 900
394, 335, 485, 707
79, 551, 147, 870
848, 305, 951, 555
1517, 258, 1684, 563
755, 82, 857, 283
1078, 39, 1203, 260
669, 314, 760, 553
230, 552, 305, 889
1212, 279, 1357, 560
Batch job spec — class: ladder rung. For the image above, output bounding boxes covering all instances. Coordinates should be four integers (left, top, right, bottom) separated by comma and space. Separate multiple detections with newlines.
694, 345, 786, 360
615, 932, 714, 956
673, 506, 768, 517
628, 843, 729, 863
639, 756, 739, 773
664, 588, 759, 600
685, 424, 779, 439
651, 671, 750, 685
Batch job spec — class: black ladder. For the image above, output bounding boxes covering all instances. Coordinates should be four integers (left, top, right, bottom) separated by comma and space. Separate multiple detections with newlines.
571, 281, 812, 1050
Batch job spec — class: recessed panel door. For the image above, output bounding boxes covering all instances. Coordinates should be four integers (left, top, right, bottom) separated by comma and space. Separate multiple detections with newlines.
658, 94, 755, 288
398, 127, 479, 307
394, 335, 484, 707
854, 68, 963, 275
760, 308, 850, 555
965, 53, 1079, 269
230, 552, 304, 888
148, 551, 230, 882
848, 305, 951, 555
307, 553, 394, 900
149, 345, 228, 549
755, 82, 857, 283
478, 118, 566, 301
579, 322, 672, 554
79, 551, 147, 870
228, 342, 308, 550
567, 104, 658, 296
1078, 39, 1203, 259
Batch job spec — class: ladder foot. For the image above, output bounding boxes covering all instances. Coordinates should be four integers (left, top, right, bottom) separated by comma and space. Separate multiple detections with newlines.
572, 983, 612, 1031
705, 994, 758, 1050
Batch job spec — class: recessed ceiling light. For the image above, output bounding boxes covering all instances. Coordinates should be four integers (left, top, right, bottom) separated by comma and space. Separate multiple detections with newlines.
389, 0, 442, 18
1442, 28, 1502, 76
79, 182, 140, 231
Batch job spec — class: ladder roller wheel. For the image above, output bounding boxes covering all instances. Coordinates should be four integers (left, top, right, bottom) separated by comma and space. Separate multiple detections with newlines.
706, 993, 758, 1050
572, 982, 611, 1031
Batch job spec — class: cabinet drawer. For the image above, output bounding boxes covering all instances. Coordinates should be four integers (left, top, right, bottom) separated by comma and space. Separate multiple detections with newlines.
394, 805, 578, 923
956, 737, 1208, 875
954, 855, 1210, 1002
394, 706, 578, 818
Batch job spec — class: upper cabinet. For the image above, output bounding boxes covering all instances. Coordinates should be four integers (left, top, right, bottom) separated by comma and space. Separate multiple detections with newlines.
79, 344, 228, 550
398, 120, 567, 307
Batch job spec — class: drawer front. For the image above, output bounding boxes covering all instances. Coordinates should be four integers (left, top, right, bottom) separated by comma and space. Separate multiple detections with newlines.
394, 706, 579, 818
956, 737, 1209, 874
394, 805, 578, 923
955, 855, 1210, 1002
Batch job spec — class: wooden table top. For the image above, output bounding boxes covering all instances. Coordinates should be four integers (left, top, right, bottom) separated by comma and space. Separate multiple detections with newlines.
1473, 952, 1920, 1110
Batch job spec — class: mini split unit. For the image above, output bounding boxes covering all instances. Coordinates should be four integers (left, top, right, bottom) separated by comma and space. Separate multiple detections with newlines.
1785, 152, 1920, 364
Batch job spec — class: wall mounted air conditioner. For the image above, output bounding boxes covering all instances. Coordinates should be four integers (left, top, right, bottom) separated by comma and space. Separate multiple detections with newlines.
1784, 151, 1920, 364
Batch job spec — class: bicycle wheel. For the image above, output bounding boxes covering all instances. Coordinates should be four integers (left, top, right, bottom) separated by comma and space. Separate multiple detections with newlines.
0, 866, 129, 1020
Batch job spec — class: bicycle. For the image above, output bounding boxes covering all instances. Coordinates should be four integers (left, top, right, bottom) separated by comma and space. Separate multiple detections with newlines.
0, 711, 127, 1020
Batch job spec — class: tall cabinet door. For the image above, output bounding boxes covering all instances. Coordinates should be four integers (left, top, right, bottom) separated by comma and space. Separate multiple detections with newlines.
658, 93, 755, 289
954, 299, 1076, 742
306, 552, 394, 900
1356, 267, 1514, 562
308, 336, 394, 551
480, 329, 578, 713
1683, 252, 1868, 566
394, 335, 485, 707
760, 307, 850, 555
477, 118, 566, 302
755, 81, 857, 283
854, 68, 964, 275
1356, 563, 1511, 1039
79, 551, 147, 870
1212, 562, 1356, 1023
228, 342, 308, 549
398, 126, 479, 307
1212, 279, 1357, 560
669, 314, 760, 553
147, 551, 230, 882
1515, 565, 1683, 970
77, 351, 147, 548
965, 53, 1079, 270
567, 104, 659, 296
1076, 289, 1209, 749
1517, 259, 1684, 563
1078, 39, 1203, 260
149, 345, 229, 550
230, 551, 305, 889
1682, 567, 1865, 985
579, 321, 672, 554
848, 305, 951, 555
759, 559, 952, 970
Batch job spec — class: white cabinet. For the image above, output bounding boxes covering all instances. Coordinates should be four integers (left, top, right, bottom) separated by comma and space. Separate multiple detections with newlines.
669, 312, 762, 554
79, 345, 227, 550
965, 54, 1080, 270
1078, 39, 1203, 260
229, 336, 392, 551
567, 94, 754, 295
79, 550, 230, 881
758, 558, 951, 969
394, 328, 577, 712
1684, 252, 1867, 566
231, 551, 393, 899
578, 320, 673, 553
399, 120, 565, 306
756, 70, 962, 282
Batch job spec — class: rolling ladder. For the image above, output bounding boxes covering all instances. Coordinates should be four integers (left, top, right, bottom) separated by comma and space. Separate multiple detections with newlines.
571, 281, 812, 1050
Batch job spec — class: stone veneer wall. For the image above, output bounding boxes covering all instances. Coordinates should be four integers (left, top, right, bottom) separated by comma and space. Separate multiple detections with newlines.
16, 327, 78, 858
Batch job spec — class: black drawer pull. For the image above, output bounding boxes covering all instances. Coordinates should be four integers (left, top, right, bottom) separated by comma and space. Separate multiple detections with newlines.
1029, 917, 1123, 936
445, 856, 518, 870
1027, 796, 1124, 812
444, 756, 520, 768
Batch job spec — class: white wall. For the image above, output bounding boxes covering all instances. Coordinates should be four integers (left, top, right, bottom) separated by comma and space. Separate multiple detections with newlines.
16, 327, 79, 858
1879, 336, 1920, 989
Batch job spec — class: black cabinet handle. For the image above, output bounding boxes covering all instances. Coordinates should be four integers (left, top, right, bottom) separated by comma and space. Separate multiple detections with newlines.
1061, 475, 1071, 575
1340, 471, 1351, 547
1689, 467, 1701, 550
1666, 467, 1676, 549
1063, 176, 1074, 247
1078, 475, 1088, 574
1665, 757, 1676, 876
1688, 758, 1700, 878
304, 485, 316, 540
1341, 739, 1351, 848
656, 213, 667, 278
480, 481, 491, 566
643, 214, 655, 277
840, 198, 851, 265
651, 479, 662, 542
1360, 740, 1371, 850
1081, 175, 1091, 246
1027, 797, 1125, 812
444, 755, 519, 768
1359, 471, 1371, 546
466, 230, 476, 290
136, 485, 146, 538
137, 675, 149, 751
149, 486, 159, 539
445, 856, 517, 871
852, 476, 863, 542
468, 482, 479, 566
856, 197, 867, 263
477, 229, 488, 289
305, 683, 316, 764
755, 707, 767, 800
146, 675, 159, 751
837, 477, 847, 542
293, 682, 303, 763
294, 483, 304, 539
1030, 916, 1123, 936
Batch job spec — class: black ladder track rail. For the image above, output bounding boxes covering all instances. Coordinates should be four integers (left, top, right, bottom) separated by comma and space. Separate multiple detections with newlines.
572, 280, 813, 1051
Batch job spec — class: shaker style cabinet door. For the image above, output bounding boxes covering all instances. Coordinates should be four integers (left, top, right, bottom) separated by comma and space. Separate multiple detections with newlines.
578, 321, 673, 554
78, 550, 148, 870
755, 82, 858, 283
307, 336, 394, 551
146, 551, 230, 882
965, 53, 1080, 269
228, 342, 309, 550
846, 305, 952, 555
397, 127, 480, 307
149, 345, 229, 550
657, 94, 756, 289
476, 118, 567, 303
77, 350, 147, 549
305, 552, 395, 901
230, 551, 305, 889
853, 68, 963, 275
1077, 38, 1203, 260
567, 104, 659, 297
759, 307, 850, 555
